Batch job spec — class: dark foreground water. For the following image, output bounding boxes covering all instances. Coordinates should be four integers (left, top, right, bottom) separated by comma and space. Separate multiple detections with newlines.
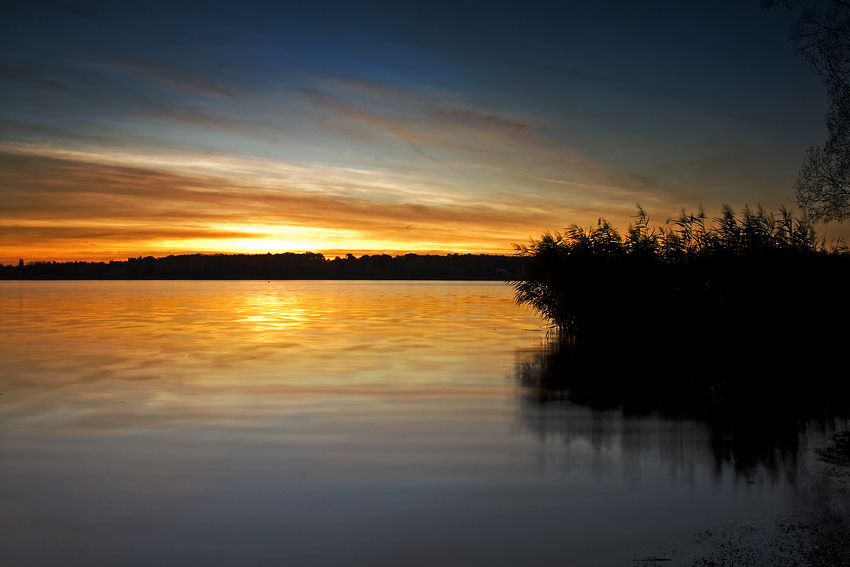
0, 281, 845, 566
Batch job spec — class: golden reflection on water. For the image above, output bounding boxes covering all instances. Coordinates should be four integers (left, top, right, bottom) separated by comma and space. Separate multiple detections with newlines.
0, 280, 546, 429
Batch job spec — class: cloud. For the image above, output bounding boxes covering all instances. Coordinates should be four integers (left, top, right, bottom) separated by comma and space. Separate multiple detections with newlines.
0, 145, 605, 262
97, 56, 235, 99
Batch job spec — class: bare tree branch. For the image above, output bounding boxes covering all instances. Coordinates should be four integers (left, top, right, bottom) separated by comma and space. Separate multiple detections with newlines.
764, 0, 850, 221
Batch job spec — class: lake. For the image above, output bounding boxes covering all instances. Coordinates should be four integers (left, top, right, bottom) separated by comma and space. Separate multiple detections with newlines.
0, 281, 845, 566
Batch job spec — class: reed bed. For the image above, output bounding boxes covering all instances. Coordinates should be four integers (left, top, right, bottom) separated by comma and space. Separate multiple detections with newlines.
511, 205, 850, 381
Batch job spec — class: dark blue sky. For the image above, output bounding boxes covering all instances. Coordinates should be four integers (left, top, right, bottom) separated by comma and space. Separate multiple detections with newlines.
0, 0, 835, 260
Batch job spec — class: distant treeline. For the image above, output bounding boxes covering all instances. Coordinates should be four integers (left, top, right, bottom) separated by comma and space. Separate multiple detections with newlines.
512, 205, 850, 378
0, 252, 523, 280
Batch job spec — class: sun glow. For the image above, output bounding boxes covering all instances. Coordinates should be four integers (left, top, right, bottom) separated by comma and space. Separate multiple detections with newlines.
0, 144, 543, 263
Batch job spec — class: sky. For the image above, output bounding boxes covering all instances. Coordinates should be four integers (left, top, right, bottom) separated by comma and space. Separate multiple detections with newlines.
0, 0, 841, 263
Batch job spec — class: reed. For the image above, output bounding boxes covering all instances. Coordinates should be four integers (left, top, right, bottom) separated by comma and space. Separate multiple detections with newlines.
511, 205, 849, 379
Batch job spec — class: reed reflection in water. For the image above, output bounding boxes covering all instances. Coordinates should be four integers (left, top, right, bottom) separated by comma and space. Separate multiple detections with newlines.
513, 336, 850, 564
514, 336, 849, 478
0, 281, 844, 566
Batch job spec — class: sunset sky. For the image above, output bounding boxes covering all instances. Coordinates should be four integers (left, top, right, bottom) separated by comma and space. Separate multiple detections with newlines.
0, 0, 839, 263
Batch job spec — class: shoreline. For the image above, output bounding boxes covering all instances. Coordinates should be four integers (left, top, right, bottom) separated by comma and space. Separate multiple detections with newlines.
634, 435, 850, 567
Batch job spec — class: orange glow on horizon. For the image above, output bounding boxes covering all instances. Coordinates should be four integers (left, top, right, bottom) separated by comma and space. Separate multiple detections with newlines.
1, 244, 519, 266
6, 142, 843, 266
0, 144, 582, 264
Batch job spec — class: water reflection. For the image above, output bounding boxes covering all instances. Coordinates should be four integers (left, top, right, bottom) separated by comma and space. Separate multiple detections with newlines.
0, 280, 541, 393
1, 281, 846, 566
514, 336, 850, 481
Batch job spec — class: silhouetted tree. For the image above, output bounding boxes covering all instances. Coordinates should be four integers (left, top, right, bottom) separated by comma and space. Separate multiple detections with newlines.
764, 0, 850, 221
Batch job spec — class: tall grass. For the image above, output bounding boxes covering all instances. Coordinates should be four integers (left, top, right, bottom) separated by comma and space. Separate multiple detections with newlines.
511, 205, 849, 379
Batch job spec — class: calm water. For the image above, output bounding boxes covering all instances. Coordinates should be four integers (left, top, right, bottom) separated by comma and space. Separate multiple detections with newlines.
0, 281, 843, 566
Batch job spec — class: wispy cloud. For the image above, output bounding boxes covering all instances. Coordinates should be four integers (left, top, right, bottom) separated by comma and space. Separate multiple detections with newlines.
0, 145, 604, 262
2, 1, 843, 261
96, 56, 236, 99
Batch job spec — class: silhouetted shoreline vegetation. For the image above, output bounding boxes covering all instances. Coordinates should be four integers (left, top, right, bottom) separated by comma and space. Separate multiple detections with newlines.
510, 205, 850, 562
0, 252, 522, 281
511, 205, 850, 378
